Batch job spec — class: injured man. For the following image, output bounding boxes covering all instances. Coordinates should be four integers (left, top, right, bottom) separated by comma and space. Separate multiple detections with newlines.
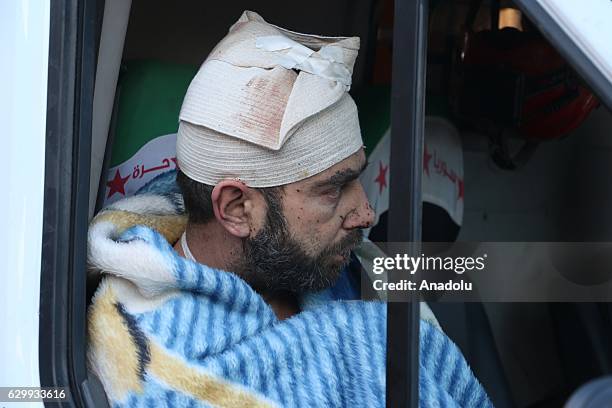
87, 10, 493, 408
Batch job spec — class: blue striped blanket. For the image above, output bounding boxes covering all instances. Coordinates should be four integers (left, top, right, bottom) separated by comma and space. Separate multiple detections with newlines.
87, 192, 493, 407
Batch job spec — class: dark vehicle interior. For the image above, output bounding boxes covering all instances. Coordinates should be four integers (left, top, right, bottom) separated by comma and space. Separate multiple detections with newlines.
40, 0, 612, 407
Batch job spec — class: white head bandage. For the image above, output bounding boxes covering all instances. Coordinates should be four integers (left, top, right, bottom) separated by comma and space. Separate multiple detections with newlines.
176, 10, 363, 187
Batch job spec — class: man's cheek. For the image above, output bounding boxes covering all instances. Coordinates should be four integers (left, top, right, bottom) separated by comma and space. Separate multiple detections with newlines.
306, 222, 335, 255
296, 205, 338, 232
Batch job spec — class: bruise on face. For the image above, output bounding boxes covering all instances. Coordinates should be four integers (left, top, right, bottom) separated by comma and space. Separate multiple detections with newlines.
308, 158, 368, 196
278, 151, 371, 258
299, 154, 368, 228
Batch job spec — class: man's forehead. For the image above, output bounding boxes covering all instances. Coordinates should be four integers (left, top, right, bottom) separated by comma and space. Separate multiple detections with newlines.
300, 150, 366, 186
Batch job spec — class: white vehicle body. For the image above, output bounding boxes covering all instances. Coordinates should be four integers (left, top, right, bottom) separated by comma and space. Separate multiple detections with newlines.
0, 1, 49, 407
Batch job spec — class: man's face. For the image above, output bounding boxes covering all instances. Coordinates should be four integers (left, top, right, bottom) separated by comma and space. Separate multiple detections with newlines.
236, 150, 375, 293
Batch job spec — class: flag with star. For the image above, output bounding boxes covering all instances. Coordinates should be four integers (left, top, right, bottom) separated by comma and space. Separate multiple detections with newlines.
356, 87, 464, 238
360, 128, 391, 234
103, 61, 198, 206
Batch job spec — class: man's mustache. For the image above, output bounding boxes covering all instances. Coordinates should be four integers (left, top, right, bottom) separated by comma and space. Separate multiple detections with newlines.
325, 229, 364, 257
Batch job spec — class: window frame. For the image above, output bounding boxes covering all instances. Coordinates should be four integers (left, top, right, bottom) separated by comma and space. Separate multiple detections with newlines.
35, 1, 465, 407
39, 0, 108, 406
386, 0, 429, 407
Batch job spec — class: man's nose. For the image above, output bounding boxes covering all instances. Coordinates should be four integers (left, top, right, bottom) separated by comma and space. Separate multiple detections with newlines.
343, 182, 375, 229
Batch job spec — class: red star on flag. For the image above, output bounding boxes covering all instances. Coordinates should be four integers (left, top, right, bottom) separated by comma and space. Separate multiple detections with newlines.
374, 161, 388, 194
423, 143, 432, 177
106, 169, 130, 199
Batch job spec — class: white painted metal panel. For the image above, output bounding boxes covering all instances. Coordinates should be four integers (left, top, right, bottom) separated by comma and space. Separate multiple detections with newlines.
0, 1, 49, 407
89, 0, 133, 219
536, 0, 612, 86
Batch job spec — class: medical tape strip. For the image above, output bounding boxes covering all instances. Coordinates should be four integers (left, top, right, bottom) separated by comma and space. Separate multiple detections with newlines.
255, 35, 352, 87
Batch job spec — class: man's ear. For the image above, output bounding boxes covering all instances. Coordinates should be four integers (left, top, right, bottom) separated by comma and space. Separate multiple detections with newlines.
211, 180, 253, 238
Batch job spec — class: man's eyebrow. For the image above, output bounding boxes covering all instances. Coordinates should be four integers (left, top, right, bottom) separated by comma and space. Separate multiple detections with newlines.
313, 160, 368, 189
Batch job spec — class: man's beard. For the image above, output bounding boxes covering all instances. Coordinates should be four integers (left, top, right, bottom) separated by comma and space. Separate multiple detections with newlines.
233, 198, 363, 294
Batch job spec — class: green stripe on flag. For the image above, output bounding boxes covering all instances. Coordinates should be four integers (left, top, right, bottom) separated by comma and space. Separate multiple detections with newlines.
110, 60, 198, 167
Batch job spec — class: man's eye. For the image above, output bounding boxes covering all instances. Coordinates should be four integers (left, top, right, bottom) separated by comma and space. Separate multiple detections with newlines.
323, 187, 342, 199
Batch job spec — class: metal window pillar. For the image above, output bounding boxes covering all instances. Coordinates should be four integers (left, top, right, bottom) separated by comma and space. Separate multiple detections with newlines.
41, 0, 109, 406
386, 0, 428, 407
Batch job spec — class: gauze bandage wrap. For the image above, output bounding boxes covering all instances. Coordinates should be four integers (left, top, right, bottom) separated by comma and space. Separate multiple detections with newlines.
176, 10, 363, 187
